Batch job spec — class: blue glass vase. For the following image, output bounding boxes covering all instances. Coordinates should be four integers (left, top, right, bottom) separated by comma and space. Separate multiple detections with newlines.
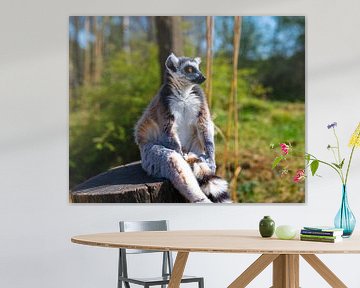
334, 185, 356, 237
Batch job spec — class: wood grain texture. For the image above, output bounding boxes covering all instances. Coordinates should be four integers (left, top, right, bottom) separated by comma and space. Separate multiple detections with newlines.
228, 254, 279, 288
288, 254, 299, 288
70, 161, 188, 203
301, 254, 347, 288
272, 254, 299, 288
71, 230, 360, 254
273, 254, 286, 288
168, 252, 189, 288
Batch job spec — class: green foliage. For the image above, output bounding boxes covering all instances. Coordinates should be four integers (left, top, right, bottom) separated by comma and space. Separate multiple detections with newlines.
211, 58, 272, 110
333, 159, 345, 169
69, 44, 160, 187
255, 53, 305, 102
214, 98, 305, 202
272, 156, 283, 169
239, 16, 305, 102
310, 160, 319, 176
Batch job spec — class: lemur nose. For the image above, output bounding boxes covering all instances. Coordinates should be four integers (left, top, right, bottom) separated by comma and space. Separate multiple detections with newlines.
196, 74, 206, 84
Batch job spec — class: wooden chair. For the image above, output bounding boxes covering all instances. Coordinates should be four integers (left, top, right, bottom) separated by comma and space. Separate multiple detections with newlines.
118, 220, 204, 288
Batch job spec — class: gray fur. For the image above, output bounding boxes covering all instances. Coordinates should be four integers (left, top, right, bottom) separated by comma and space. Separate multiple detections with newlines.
141, 144, 212, 203
135, 53, 230, 203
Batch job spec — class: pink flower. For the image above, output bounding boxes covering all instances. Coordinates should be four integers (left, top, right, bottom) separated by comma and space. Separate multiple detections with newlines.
280, 143, 289, 155
293, 169, 305, 183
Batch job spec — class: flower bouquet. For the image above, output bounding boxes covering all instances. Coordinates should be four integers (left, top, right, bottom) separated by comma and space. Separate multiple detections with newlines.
272, 122, 360, 237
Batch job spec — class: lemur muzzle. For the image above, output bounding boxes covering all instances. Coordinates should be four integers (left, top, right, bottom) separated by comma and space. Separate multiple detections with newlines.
196, 75, 206, 84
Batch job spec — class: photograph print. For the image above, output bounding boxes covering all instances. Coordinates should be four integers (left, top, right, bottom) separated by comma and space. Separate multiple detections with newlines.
69, 16, 305, 203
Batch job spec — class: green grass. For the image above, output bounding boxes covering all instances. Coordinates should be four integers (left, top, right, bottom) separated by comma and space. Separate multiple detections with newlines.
214, 98, 305, 203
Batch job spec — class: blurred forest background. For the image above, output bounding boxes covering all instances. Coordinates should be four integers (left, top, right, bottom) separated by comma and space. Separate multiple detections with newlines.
69, 16, 305, 203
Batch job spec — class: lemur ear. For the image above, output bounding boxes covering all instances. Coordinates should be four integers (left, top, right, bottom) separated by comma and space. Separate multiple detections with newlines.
194, 57, 201, 65
165, 53, 179, 72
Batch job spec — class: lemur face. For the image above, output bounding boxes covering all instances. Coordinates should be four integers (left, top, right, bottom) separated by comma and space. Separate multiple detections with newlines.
165, 53, 206, 85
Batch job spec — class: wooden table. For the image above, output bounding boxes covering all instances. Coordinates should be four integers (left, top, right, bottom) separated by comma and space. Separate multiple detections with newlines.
71, 230, 360, 288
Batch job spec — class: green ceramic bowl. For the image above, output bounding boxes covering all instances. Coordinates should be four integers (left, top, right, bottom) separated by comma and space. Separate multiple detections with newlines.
275, 225, 297, 240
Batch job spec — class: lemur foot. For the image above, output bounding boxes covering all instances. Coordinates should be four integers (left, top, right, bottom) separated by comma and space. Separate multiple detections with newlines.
183, 152, 199, 164
193, 197, 212, 203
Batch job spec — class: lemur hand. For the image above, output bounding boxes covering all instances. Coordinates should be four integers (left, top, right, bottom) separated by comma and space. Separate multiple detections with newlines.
207, 158, 216, 174
199, 154, 216, 173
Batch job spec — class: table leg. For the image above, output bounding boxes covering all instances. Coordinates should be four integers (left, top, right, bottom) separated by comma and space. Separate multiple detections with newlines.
301, 254, 347, 288
228, 254, 279, 288
272, 254, 299, 288
168, 252, 189, 288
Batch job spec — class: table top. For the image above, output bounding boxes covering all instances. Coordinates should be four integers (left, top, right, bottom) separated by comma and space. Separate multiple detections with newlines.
71, 230, 360, 254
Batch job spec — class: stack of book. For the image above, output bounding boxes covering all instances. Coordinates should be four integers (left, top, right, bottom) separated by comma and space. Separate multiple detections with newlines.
300, 226, 344, 243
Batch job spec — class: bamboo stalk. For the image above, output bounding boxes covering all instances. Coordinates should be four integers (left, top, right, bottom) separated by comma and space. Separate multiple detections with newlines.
229, 16, 242, 201
232, 16, 242, 164
221, 73, 233, 178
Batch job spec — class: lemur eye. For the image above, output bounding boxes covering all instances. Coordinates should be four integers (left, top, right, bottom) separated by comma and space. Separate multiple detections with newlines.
185, 66, 194, 73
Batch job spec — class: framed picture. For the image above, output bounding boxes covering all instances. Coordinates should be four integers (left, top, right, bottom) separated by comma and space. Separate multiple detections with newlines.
69, 16, 305, 203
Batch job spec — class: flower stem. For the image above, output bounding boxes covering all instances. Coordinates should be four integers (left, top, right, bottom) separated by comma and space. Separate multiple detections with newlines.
333, 128, 342, 162
333, 128, 345, 181
330, 147, 338, 164
345, 146, 356, 185
306, 153, 344, 183
345, 129, 360, 185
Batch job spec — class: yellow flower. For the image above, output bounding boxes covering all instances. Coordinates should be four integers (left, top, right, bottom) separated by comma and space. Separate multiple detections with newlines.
349, 122, 360, 148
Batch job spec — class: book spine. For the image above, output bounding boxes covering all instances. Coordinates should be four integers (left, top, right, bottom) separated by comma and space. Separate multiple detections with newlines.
300, 237, 337, 243
301, 230, 336, 236
300, 234, 337, 240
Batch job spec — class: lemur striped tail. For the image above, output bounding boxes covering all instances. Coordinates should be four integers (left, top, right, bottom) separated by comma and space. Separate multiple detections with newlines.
184, 153, 231, 203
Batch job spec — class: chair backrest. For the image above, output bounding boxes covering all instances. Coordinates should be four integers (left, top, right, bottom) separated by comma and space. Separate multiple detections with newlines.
119, 220, 169, 254
118, 220, 173, 283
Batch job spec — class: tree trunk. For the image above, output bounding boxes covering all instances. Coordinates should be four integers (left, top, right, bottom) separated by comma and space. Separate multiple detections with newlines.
147, 16, 156, 42
109, 16, 120, 54
205, 16, 214, 108
94, 17, 103, 84
222, 16, 242, 202
230, 16, 242, 201
155, 16, 184, 81
103, 16, 110, 59
70, 162, 188, 203
83, 16, 91, 86
195, 17, 205, 56
122, 16, 131, 53
73, 17, 82, 86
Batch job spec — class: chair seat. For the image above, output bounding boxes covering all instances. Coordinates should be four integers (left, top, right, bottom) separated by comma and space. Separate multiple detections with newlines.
119, 274, 202, 285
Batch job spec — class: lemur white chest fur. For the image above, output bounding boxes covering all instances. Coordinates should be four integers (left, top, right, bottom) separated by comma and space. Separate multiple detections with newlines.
168, 87, 201, 149
135, 53, 230, 203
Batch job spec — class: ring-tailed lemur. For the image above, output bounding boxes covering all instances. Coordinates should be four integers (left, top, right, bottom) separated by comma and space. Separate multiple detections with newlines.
134, 53, 230, 203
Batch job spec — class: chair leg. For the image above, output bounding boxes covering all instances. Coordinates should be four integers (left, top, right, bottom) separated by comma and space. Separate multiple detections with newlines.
161, 252, 168, 288
199, 278, 204, 288
118, 250, 123, 288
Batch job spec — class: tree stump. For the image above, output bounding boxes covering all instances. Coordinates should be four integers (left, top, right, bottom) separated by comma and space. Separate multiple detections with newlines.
70, 161, 188, 203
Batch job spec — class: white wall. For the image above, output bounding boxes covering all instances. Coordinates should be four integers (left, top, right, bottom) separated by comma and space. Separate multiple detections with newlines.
1, 0, 360, 287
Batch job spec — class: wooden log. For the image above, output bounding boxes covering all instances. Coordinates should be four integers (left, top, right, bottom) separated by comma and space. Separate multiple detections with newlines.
70, 161, 188, 203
